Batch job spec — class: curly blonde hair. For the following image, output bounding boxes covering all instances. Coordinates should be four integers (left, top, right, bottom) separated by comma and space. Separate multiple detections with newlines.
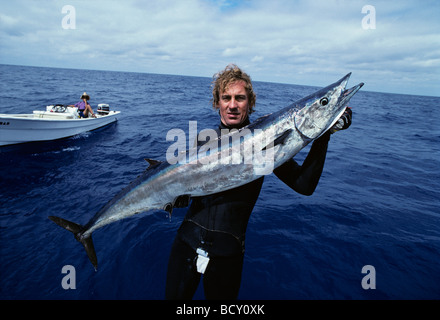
211, 64, 256, 114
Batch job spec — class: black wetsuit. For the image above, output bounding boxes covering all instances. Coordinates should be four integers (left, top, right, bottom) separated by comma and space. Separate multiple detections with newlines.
165, 118, 330, 299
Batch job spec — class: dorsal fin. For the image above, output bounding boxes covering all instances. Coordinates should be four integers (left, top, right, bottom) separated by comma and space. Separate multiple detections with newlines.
144, 158, 162, 168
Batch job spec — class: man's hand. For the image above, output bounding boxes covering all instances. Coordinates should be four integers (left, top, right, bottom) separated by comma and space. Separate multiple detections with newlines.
173, 194, 191, 208
330, 107, 352, 134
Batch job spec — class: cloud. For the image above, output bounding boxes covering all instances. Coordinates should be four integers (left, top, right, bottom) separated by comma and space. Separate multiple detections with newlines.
0, 0, 439, 96
251, 56, 264, 63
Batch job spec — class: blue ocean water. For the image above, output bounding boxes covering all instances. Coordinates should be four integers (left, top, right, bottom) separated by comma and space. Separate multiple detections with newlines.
0, 64, 439, 300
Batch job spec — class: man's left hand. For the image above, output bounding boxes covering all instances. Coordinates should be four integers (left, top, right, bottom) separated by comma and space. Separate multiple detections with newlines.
330, 107, 352, 134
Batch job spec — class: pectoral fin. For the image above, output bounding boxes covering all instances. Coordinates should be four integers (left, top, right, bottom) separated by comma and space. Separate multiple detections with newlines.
262, 129, 292, 151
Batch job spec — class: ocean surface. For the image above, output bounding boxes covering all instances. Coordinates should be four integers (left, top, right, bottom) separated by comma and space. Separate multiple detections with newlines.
0, 64, 439, 300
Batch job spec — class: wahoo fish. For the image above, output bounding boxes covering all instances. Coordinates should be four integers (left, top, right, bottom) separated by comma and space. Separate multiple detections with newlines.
49, 73, 364, 270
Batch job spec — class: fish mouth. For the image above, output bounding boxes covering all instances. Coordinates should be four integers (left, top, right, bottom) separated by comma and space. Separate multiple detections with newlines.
314, 76, 364, 138
339, 81, 365, 107
339, 72, 352, 90
335, 72, 364, 99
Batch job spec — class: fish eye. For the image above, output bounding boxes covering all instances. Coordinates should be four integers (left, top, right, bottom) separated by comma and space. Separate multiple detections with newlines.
320, 97, 329, 106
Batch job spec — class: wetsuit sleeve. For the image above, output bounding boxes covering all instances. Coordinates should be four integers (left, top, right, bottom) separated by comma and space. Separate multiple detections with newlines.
273, 131, 330, 196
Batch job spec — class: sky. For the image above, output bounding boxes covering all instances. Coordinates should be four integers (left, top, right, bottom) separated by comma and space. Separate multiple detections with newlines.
0, 0, 439, 96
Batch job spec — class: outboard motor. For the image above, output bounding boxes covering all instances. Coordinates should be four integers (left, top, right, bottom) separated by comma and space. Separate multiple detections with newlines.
97, 104, 110, 115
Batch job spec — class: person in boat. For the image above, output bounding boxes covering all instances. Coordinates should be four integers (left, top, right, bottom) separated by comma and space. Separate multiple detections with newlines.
165, 64, 353, 300
68, 92, 96, 118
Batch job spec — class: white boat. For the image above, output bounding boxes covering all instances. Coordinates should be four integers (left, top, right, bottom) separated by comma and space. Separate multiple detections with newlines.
0, 104, 120, 146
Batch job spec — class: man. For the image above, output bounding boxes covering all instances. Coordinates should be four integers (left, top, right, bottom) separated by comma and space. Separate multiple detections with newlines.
165, 64, 352, 299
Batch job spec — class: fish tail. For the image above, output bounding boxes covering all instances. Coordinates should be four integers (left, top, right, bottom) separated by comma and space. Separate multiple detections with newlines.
48, 216, 98, 271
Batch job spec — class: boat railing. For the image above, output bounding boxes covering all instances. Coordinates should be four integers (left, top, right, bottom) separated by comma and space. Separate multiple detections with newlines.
0, 114, 35, 118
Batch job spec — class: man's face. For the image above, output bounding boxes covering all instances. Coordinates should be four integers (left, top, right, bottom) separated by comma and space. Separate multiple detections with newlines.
218, 80, 250, 127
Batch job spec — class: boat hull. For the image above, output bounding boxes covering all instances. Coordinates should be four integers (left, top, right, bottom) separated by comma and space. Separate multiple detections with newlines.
0, 111, 120, 146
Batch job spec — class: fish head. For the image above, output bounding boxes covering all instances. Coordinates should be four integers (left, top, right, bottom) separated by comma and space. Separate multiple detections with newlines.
294, 73, 364, 140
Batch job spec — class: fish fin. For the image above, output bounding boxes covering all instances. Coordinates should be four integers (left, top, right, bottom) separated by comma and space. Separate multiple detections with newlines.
81, 235, 98, 271
162, 195, 191, 219
163, 203, 173, 215
273, 129, 293, 146
48, 216, 98, 271
262, 129, 292, 151
49, 216, 82, 233
144, 158, 162, 168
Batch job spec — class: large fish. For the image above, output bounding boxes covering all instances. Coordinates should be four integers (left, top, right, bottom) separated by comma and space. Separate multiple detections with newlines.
49, 73, 363, 270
